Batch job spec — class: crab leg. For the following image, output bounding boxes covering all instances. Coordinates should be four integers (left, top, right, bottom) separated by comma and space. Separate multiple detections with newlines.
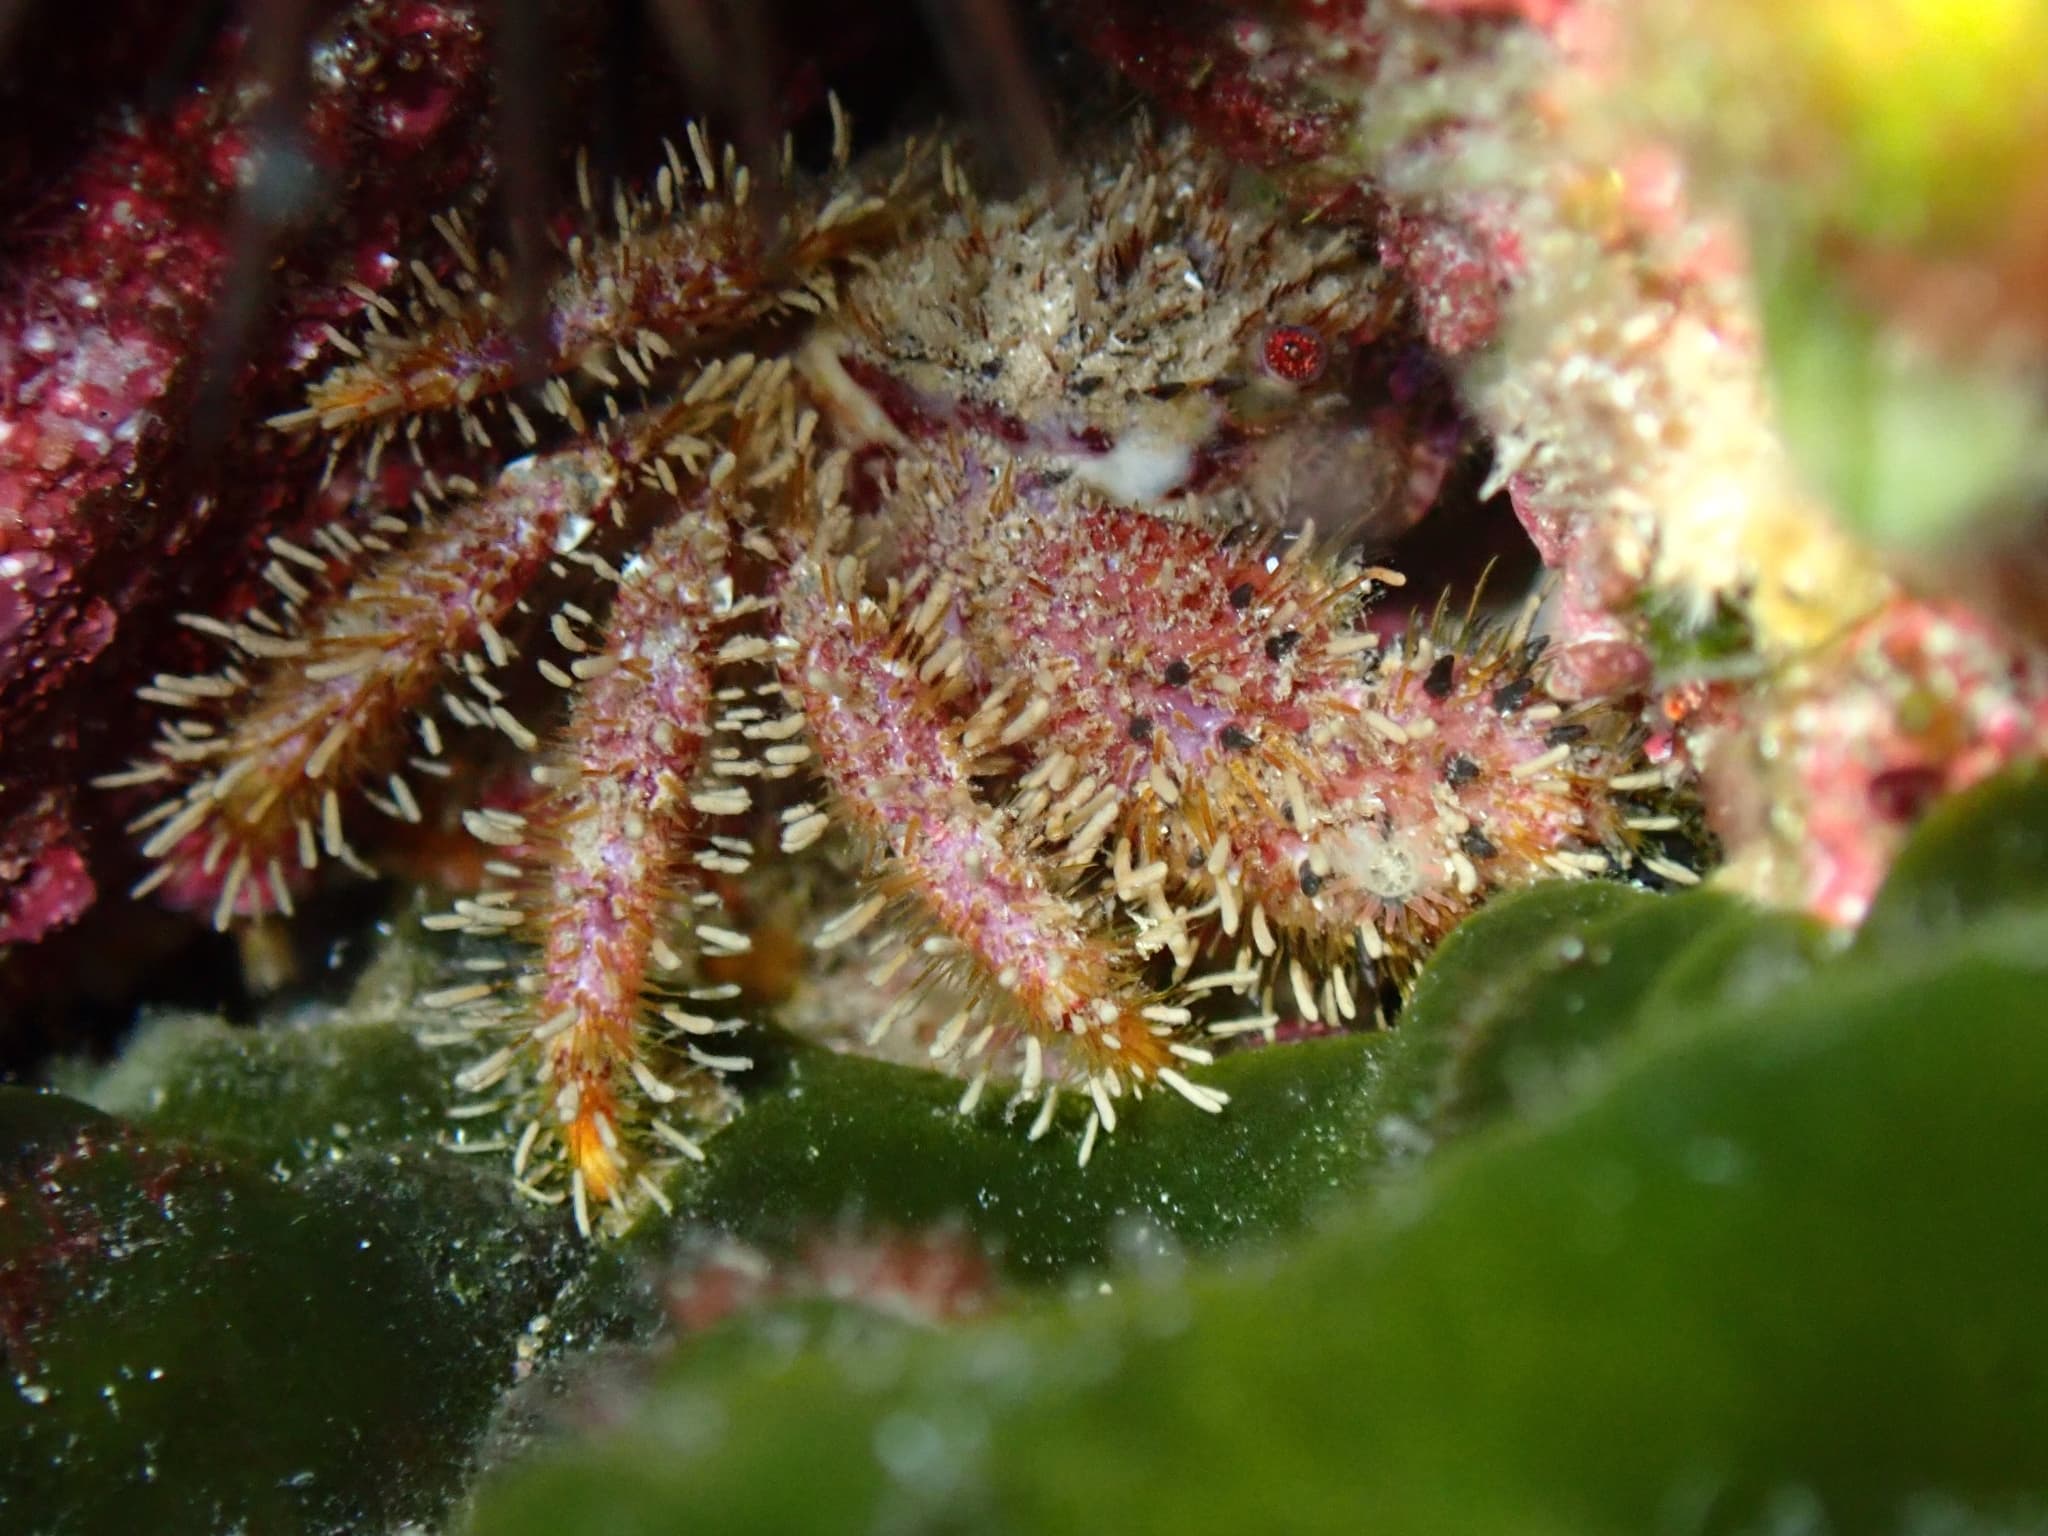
428, 497, 751, 1232
109, 353, 782, 930
772, 525, 1224, 1155
279, 111, 929, 442
883, 466, 1661, 1024
105, 440, 627, 929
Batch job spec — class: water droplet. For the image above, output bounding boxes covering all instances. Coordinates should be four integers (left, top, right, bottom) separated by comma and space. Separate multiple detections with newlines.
1753, 1483, 1832, 1536
645, 1386, 727, 1457
1683, 1135, 1748, 1186
873, 1413, 947, 1485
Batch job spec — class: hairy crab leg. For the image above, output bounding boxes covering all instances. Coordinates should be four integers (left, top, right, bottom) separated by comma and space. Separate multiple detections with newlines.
277, 105, 934, 441
426, 493, 752, 1235
1205, 615, 1672, 1023
101, 440, 630, 928
883, 464, 1664, 1026
105, 352, 782, 930
772, 504, 1226, 1159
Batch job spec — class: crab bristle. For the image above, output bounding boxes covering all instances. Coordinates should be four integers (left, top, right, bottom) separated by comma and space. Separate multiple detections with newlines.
1215, 608, 1666, 1014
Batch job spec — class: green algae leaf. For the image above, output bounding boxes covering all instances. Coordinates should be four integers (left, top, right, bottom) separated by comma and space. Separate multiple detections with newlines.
597, 1026, 1398, 1290
1638, 591, 1755, 674
1372, 880, 1670, 1155
1429, 887, 1757, 1135
460, 929, 2048, 1536
64, 1011, 596, 1348
1388, 882, 1830, 1152
0, 1084, 113, 1154
0, 1087, 573, 1536
990, 938, 2048, 1536
1635, 903, 1838, 1022
1854, 761, 2048, 958
70, 1011, 594, 1328
83, 1011, 459, 1170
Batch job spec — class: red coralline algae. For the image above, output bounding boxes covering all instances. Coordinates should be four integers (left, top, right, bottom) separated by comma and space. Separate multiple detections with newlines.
0, 793, 94, 950
1377, 207, 1521, 359
1507, 476, 1653, 699
0, 99, 228, 943
664, 1231, 997, 1334
0, 0, 490, 948
1706, 598, 2048, 927
1419, 0, 1578, 23
1070, 11, 1341, 176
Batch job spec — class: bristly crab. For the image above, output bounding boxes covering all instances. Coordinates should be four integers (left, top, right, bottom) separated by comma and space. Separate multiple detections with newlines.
97, 106, 1688, 1235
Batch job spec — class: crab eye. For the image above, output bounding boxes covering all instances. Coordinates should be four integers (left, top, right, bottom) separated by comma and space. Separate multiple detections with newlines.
1260, 324, 1327, 386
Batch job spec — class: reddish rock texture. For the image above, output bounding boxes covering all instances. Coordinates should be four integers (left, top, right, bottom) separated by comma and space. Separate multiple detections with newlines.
1507, 476, 1652, 699
0, 2, 490, 948
1066, 8, 1341, 178
1377, 205, 1521, 359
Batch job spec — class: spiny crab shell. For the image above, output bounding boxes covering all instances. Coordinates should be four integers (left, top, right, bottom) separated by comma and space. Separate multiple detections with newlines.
100, 113, 1686, 1235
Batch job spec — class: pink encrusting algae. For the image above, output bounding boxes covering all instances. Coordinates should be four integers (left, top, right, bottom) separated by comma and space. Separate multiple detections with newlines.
1701, 597, 2048, 928
0, 0, 492, 948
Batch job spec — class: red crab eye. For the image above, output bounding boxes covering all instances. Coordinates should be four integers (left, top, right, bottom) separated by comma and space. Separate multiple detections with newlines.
1261, 324, 1327, 386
